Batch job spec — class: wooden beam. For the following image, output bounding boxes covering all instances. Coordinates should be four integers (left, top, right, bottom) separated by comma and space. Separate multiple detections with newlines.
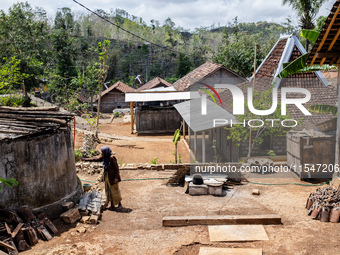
163, 214, 282, 227
0, 240, 16, 251
11, 223, 24, 239
311, 5, 340, 66
328, 27, 340, 51
316, 51, 340, 59
130, 102, 134, 134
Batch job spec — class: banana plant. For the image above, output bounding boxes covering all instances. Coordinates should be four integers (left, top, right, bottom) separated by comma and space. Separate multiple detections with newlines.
278, 30, 337, 79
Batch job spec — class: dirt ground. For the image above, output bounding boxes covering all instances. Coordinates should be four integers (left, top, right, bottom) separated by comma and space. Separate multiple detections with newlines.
75, 117, 190, 164
22, 116, 340, 254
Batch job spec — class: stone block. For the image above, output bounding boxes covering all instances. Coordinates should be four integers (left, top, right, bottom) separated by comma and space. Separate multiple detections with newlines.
62, 202, 74, 211
80, 216, 90, 224
189, 183, 208, 196
89, 215, 98, 224
252, 189, 260, 195
60, 208, 81, 224
208, 185, 223, 196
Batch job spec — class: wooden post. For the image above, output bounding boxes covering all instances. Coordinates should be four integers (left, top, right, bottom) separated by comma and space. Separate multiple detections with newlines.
188, 127, 191, 148
183, 119, 186, 140
334, 65, 340, 181
130, 102, 134, 134
202, 131, 206, 163
194, 132, 197, 159
73, 116, 76, 149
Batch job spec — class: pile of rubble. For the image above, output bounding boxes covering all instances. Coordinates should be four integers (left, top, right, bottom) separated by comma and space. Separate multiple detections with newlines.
76, 162, 103, 175
60, 190, 103, 233
306, 186, 340, 222
81, 133, 100, 158
0, 206, 57, 254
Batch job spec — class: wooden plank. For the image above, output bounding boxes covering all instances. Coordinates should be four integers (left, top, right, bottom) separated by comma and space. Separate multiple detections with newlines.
208, 225, 269, 242
162, 214, 282, 227
0, 240, 15, 250
199, 247, 262, 255
5, 222, 11, 235
11, 223, 24, 238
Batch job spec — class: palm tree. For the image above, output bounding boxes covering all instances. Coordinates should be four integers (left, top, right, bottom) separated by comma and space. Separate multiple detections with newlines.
282, 0, 329, 50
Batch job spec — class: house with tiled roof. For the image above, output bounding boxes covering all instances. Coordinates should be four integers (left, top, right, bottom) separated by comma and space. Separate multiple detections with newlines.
173, 61, 245, 91
95, 81, 135, 113
136, 77, 173, 92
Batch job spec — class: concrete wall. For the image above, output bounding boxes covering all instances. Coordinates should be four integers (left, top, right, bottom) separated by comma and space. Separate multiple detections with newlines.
135, 106, 182, 133
100, 90, 130, 113
0, 127, 82, 217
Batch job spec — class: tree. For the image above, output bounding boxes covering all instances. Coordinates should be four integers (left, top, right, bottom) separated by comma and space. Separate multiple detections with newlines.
227, 86, 292, 159
175, 54, 192, 78
0, 2, 48, 94
51, 8, 77, 90
0, 57, 30, 93
95, 40, 110, 135
282, 0, 329, 50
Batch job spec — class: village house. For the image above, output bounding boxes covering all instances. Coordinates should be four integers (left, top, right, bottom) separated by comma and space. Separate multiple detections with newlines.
174, 61, 245, 91
95, 81, 135, 113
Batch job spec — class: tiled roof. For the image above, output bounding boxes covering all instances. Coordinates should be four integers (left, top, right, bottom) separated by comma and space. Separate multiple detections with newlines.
136, 77, 172, 92
256, 39, 287, 79
217, 79, 337, 126
173, 61, 245, 91
77, 93, 89, 103
250, 35, 329, 88
95, 81, 135, 101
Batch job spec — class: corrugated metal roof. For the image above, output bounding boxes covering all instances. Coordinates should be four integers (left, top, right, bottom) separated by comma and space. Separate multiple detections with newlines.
125, 91, 200, 102
174, 99, 236, 132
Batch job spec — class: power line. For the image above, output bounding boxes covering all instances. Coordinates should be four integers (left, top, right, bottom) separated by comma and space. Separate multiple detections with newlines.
72, 0, 190, 57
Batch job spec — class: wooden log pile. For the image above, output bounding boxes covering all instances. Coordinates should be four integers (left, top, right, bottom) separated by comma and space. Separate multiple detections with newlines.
0, 206, 58, 254
306, 186, 340, 223
0, 107, 74, 140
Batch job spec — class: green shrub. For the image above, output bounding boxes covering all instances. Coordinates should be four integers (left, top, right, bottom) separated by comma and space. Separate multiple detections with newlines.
0, 95, 26, 107
74, 147, 83, 162
150, 157, 159, 164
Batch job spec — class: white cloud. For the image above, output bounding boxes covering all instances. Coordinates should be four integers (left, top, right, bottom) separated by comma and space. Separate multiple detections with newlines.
1, 0, 336, 30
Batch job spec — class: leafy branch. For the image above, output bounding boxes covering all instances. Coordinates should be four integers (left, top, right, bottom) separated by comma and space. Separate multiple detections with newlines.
0, 178, 18, 192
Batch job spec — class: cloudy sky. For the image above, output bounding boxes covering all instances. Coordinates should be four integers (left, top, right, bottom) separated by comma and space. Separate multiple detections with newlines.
1, 0, 336, 30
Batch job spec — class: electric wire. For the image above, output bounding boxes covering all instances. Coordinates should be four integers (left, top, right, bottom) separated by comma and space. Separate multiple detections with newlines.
72, 0, 191, 57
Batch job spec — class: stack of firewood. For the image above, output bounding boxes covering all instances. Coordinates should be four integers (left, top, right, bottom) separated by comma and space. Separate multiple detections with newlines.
0, 206, 58, 254
306, 186, 340, 222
